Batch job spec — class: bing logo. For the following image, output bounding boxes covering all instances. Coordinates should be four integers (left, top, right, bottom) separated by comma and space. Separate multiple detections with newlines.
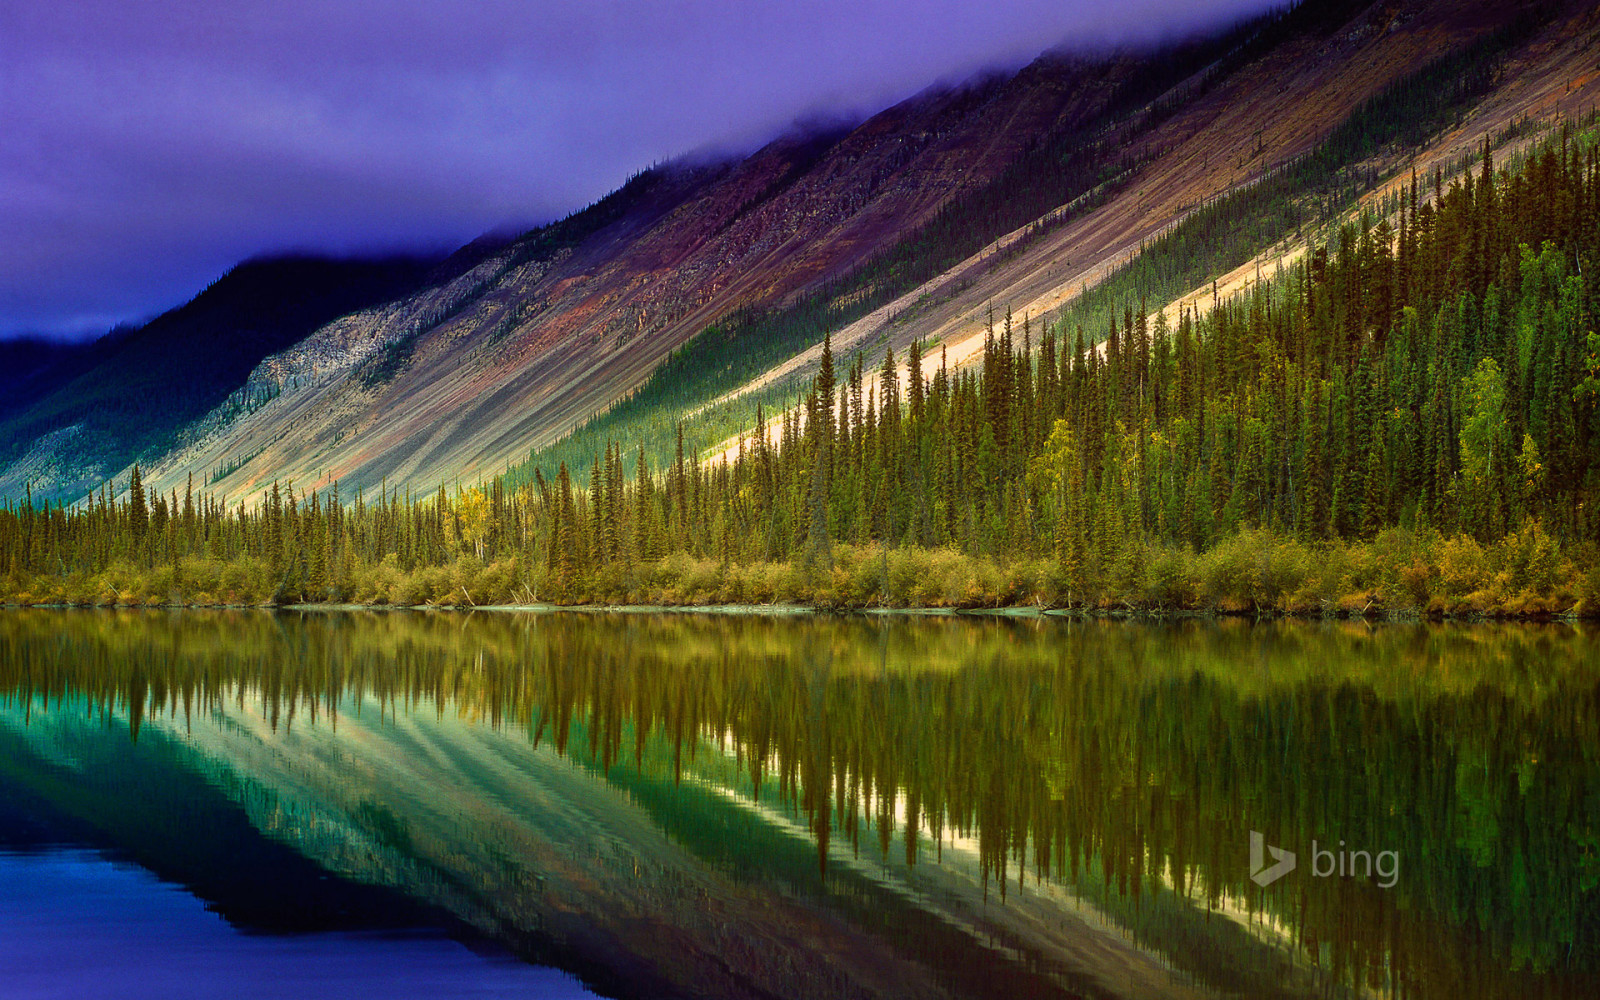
1248, 830, 1399, 889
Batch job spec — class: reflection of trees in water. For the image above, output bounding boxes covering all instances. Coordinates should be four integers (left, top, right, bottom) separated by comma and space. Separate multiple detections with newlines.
3, 610, 1598, 998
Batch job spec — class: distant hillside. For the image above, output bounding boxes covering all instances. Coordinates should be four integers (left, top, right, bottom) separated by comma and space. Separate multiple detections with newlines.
0, 255, 444, 501
0, 336, 103, 420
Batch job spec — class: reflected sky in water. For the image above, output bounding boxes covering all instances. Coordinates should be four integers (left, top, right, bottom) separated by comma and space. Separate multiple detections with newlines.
0, 848, 594, 1000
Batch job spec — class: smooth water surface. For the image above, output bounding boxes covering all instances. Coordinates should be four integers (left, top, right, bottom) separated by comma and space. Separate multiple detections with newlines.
1, 609, 1597, 999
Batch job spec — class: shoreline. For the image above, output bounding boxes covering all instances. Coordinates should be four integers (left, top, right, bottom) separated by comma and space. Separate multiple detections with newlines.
2, 599, 1593, 624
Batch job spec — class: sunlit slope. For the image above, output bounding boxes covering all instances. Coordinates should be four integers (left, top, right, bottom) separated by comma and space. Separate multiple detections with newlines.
679, 0, 1600, 469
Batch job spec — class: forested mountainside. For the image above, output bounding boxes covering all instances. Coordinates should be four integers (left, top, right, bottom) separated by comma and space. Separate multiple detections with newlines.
4, 0, 1577, 510
3, 114, 1598, 615
4, 0, 1600, 613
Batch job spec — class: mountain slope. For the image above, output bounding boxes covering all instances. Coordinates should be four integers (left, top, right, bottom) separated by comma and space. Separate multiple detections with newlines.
7, 0, 1596, 506
0, 255, 446, 501
131, 48, 1236, 504
685, 0, 1597, 462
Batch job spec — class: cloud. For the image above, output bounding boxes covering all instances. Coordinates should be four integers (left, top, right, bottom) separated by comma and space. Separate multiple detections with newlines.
0, 0, 1273, 338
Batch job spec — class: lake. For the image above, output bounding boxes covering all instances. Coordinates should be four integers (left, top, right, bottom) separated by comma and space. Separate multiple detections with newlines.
1, 609, 1596, 999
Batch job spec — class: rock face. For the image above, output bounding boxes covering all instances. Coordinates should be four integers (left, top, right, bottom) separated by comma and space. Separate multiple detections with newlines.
9, 0, 1595, 506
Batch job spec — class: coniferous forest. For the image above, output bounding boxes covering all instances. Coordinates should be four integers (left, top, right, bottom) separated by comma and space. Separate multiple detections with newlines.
3, 128, 1599, 616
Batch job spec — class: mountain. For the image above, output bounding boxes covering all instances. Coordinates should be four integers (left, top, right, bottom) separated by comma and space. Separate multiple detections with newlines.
0, 255, 456, 502
3, 0, 1595, 506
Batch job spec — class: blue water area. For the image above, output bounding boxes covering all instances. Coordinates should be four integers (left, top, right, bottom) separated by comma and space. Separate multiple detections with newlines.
0, 848, 596, 1000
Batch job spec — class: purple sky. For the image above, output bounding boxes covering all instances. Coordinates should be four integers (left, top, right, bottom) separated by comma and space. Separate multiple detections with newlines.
1, 1, 1271, 340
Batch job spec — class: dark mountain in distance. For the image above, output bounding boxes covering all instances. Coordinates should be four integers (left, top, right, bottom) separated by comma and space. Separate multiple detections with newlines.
0, 255, 447, 500
0, 336, 101, 412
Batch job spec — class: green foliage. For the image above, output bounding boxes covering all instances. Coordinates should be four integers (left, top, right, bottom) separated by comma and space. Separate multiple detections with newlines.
1459, 357, 1509, 497
1578, 331, 1600, 401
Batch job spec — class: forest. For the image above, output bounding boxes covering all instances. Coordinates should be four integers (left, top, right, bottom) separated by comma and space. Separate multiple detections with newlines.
1, 122, 1598, 616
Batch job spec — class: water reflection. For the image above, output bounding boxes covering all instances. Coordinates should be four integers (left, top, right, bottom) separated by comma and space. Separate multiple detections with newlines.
0, 848, 591, 1000
1, 609, 1597, 999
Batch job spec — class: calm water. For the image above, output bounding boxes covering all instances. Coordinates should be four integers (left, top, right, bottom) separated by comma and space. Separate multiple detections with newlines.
1, 610, 1597, 999
0, 849, 592, 1000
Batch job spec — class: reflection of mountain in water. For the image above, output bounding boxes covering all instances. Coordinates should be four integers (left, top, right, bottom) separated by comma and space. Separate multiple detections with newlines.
1, 609, 1597, 999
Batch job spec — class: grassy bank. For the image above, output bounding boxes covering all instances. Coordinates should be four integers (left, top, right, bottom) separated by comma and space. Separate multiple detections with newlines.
6, 526, 1596, 620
